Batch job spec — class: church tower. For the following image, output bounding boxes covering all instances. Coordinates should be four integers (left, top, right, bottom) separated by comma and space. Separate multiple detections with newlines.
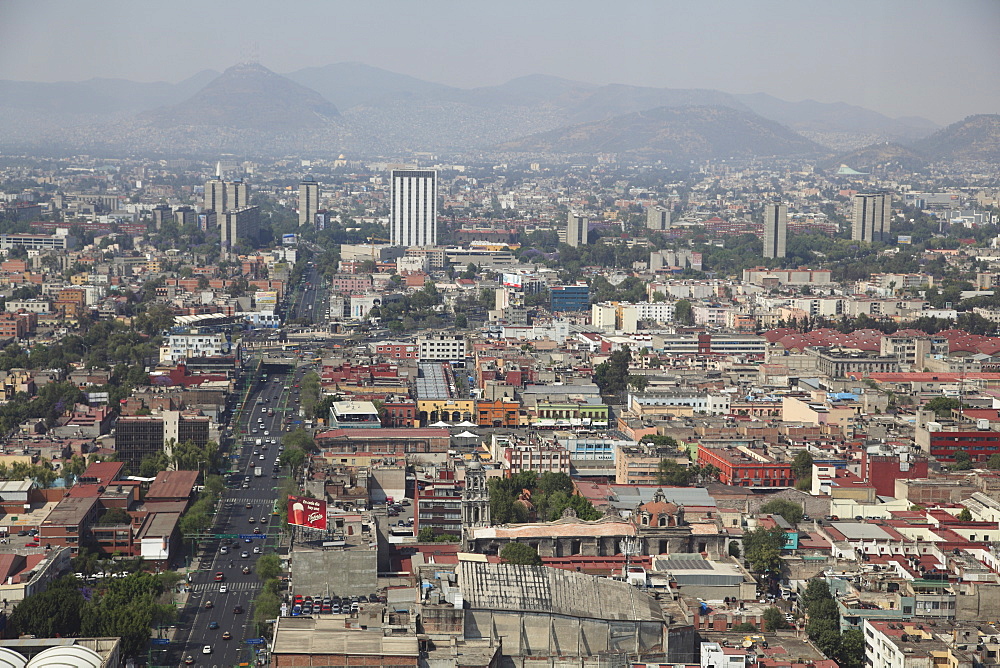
462, 461, 491, 528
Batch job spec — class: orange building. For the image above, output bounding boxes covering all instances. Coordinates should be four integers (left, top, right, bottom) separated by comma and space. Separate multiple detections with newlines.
475, 398, 520, 427
54, 288, 87, 318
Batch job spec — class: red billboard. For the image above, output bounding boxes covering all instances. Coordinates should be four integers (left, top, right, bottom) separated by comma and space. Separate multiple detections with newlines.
287, 495, 327, 530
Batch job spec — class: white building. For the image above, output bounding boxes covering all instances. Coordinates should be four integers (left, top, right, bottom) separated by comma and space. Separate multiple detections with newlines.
298, 179, 319, 226
701, 642, 746, 668
852, 192, 892, 243
418, 334, 468, 361
390, 169, 437, 247
160, 330, 228, 363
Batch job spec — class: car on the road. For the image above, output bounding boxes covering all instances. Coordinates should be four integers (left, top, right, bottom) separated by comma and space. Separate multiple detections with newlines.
260, 516, 267, 523
259, 454, 265, 460
184, 656, 194, 665
202, 645, 212, 655
208, 621, 219, 629
253, 546, 261, 554
204, 600, 213, 609
248, 517, 255, 523
244, 537, 252, 543
253, 527, 261, 535
233, 605, 243, 614
220, 546, 229, 554
241, 551, 249, 558
246, 503, 253, 509
214, 572, 224, 581
220, 584, 228, 593
222, 631, 232, 640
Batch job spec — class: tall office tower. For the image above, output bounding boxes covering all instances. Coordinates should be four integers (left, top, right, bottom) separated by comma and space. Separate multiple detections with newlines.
225, 179, 250, 212
852, 192, 892, 243
204, 177, 226, 213
565, 213, 588, 247
763, 202, 788, 258
647, 205, 671, 231
390, 170, 437, 247
298, 179, 319, 226
220, 206, 260, 254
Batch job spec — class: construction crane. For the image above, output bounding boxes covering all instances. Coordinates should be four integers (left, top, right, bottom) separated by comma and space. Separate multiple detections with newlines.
366, 236, 391, 262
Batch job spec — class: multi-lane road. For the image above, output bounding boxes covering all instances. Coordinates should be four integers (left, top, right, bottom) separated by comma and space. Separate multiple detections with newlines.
164, 361, 306, 667
289, 265, 327, 324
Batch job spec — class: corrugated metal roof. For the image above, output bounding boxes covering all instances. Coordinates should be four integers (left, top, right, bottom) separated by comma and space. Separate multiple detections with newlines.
459, 561, 663, 622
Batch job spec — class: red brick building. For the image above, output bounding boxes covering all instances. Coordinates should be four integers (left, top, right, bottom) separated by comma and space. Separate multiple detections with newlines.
697, 445, 793, 488
372, 342, 418, 360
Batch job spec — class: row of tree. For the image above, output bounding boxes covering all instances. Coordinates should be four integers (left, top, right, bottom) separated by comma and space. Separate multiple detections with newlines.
10, 569, 177, 660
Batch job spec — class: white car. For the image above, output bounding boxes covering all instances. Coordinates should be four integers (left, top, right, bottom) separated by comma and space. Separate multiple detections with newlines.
202, 646, 212, 655
220, 584, 228, 593
253, 546, 261, 554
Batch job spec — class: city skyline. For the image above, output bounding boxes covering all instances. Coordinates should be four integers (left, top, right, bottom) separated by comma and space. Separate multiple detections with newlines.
0, 0, 997, 126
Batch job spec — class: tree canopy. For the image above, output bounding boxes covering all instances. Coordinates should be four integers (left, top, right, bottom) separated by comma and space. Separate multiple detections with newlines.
759, 499, 804, 524
500, 542, 542, 566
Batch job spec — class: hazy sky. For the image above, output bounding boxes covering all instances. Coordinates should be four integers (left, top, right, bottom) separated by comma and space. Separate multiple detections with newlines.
1, 0, 997, 125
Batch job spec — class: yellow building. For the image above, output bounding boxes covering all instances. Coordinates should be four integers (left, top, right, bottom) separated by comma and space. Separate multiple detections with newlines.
416, 398, 475, 425
781, 392, 860, 433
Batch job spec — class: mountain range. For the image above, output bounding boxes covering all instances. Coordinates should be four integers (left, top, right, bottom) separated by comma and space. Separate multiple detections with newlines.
0, 61, 994, 165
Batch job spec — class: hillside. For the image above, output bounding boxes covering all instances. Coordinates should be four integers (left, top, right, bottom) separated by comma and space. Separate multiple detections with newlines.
142, 63, 339, 130
499, 105, 825, 163
913, 114, 1000, 163
820, 142, 928, 172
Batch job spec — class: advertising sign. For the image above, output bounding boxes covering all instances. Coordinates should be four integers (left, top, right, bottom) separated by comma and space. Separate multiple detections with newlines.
897, 235, 912, 245
287, 495, 327, 530
282, 233, 297, 245
255, 290, 278, 308
502, 273, 523, 288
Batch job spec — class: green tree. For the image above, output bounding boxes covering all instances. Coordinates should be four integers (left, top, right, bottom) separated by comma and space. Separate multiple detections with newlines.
500, 542, 542, 566
454, 313, 468, 329
256, 553, 282, 581
674, 299, 694, 325
759, 499, 804, 524
952, 450, 973, 470
657, 460, 694, 486
730, 622, 757, 632
728, 542, 741, 558
987, 453, 1000, 470
98, 507, 131, 525
837, 629, 866, 668
593, 347, 632, 397
957, 508, 973, 521
9, 575, 84, 637
925, 396, 961, 417
791, 451, 814, 480
762, 606, 788, 632
743, 525, 787, 573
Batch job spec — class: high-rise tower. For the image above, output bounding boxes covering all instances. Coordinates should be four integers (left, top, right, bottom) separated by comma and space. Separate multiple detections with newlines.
390, 170, 437, 247
564, 213, 588, 247
298, 179, 319, 226
647, 205, 671, 231
204, 178, 226, 213
852, 192, 892, 243
225, 179, 250, 211
763, 202, 788, 259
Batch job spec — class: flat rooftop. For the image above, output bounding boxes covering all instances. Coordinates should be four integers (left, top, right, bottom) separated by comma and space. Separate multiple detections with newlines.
271, 616, 418, 657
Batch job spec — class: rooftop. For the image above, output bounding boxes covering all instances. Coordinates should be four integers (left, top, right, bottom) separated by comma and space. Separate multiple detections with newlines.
459, 559, 663, 622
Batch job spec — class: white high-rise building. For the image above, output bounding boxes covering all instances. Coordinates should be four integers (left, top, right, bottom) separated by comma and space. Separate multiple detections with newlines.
204, 178, 226, 213
298, 179, 319, 226
763, 202, 788, 258
647, 205, 671, 231
852, 192, 892, 243
390, 170, 437, 247
563, 213, 588, 247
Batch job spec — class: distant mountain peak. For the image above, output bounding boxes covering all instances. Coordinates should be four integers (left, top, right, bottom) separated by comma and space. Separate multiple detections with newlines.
142, 61, 339, 130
